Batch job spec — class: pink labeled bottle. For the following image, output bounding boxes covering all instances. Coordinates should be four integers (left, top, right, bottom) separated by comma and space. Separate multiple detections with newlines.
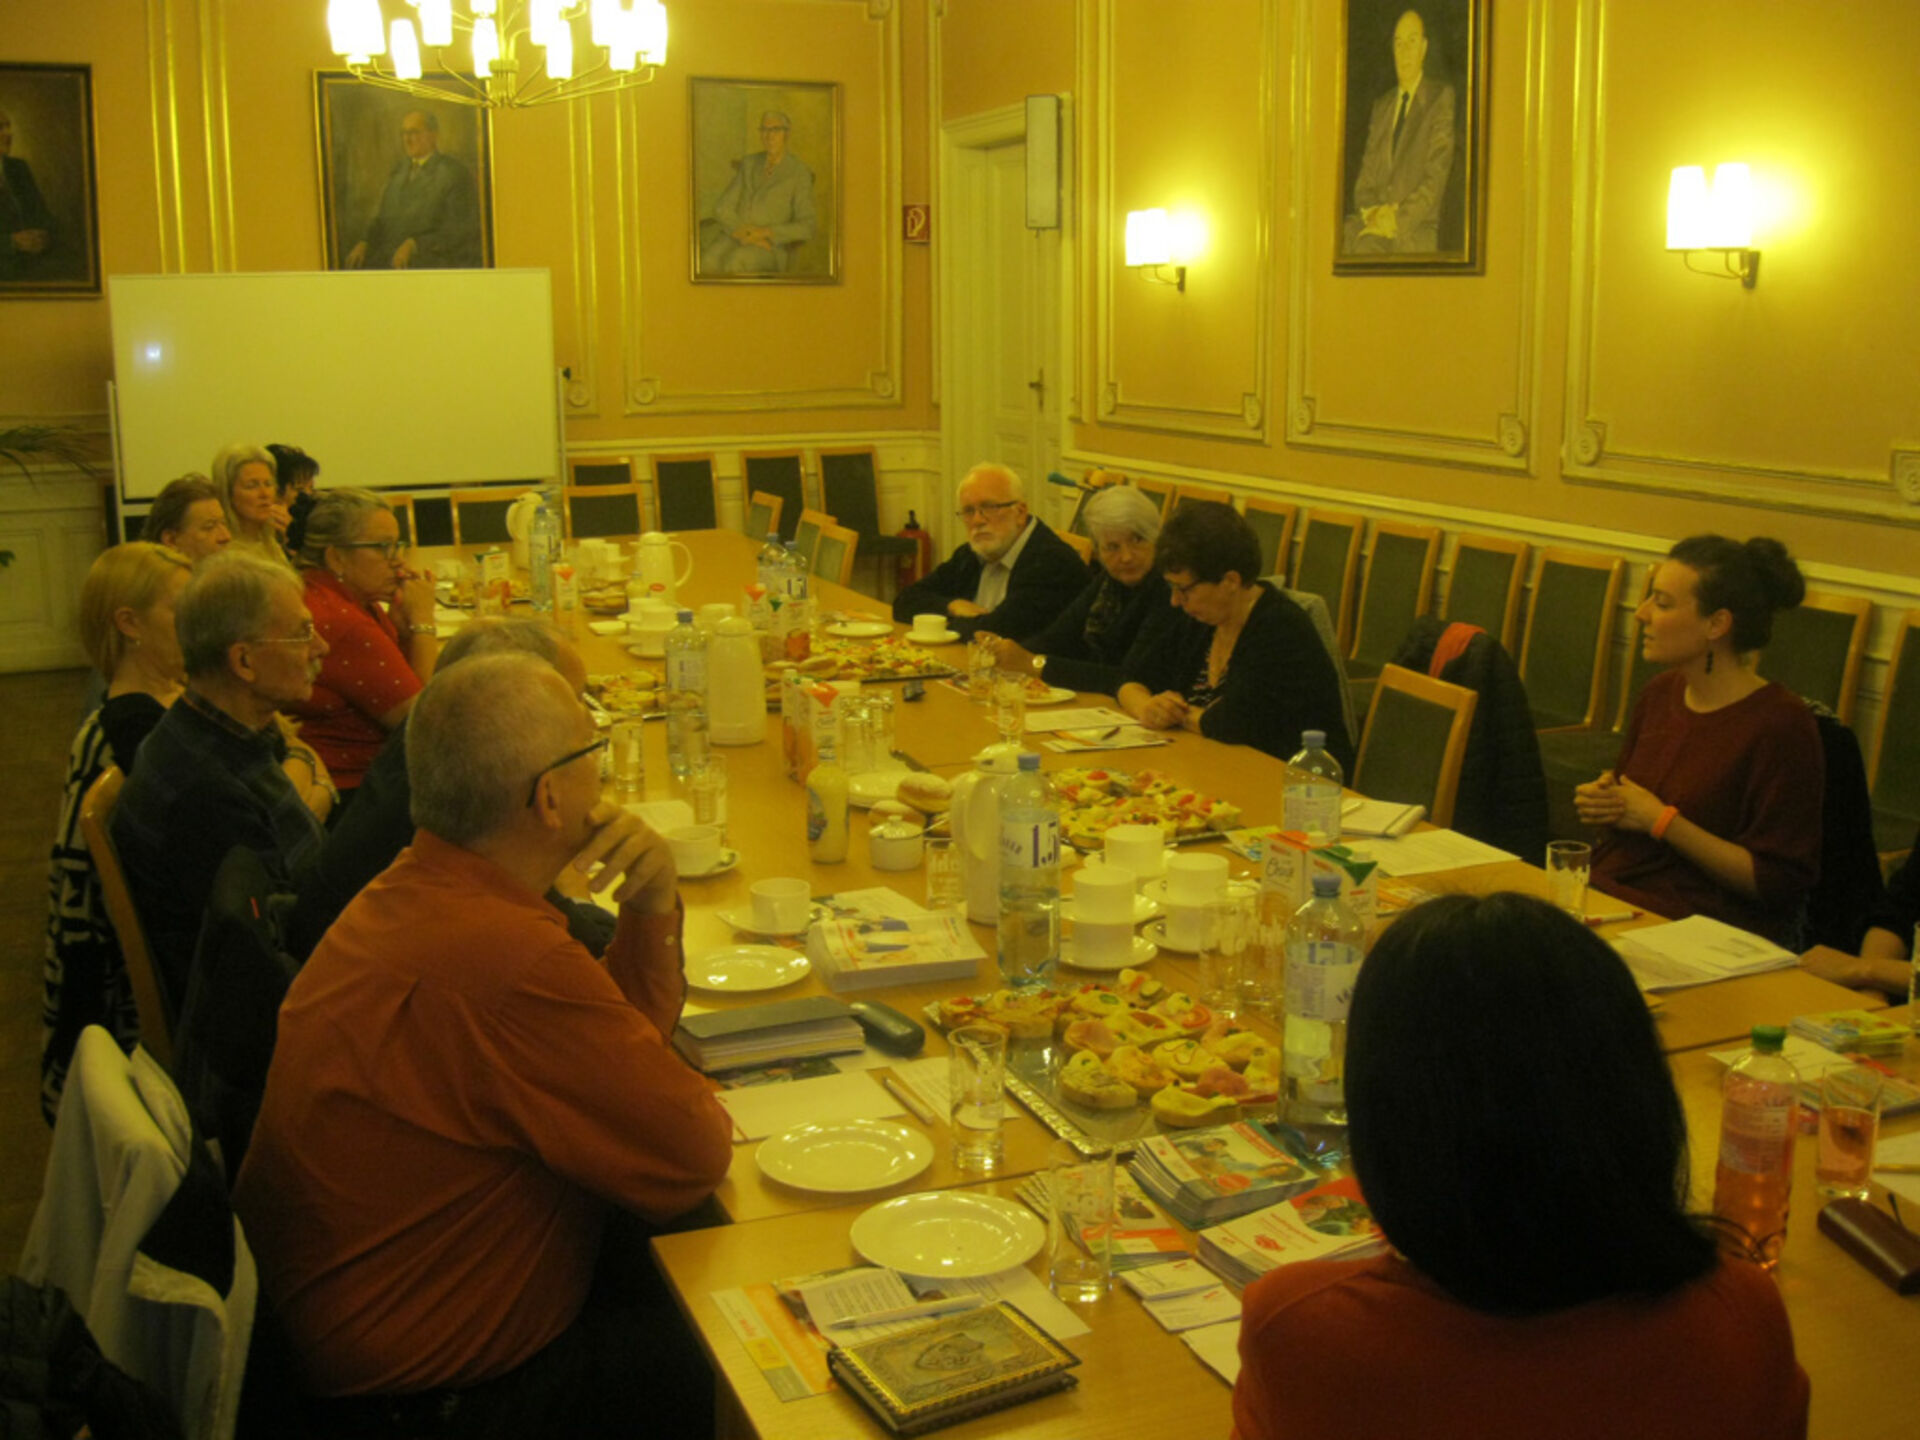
1712, 1024, 1800, 1268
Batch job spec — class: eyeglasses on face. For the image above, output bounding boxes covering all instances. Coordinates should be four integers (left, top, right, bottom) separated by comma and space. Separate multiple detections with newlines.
955, 500, 1020, 522
526, 736, 610, 807
339, 540, 410, 562
249, 622, 319, 646
1167, 576, 1210, 600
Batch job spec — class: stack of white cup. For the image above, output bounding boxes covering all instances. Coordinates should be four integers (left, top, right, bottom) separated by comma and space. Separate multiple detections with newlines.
1072, 865, 1138, 966
1103, 823, 1165, 880
1163, 853, 1230, 951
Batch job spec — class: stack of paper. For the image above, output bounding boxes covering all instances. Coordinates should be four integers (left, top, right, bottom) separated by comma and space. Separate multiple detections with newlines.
1791, 1009, 1911, 1057
1342, 828, 1516, 876
1194, 1177, 1386, 1289
1127, 1122, 1321, 1228
1612, 915, 1797, 992
808, 912, 985, 993
672, 995, 864, 1074
1339, 796, 1425, 838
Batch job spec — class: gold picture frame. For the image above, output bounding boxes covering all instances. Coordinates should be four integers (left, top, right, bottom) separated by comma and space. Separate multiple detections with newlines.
690, 76, 840, 284
0, 63, 101, 298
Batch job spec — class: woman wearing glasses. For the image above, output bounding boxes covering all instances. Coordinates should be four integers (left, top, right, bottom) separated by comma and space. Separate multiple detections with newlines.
286, 489, 439, 795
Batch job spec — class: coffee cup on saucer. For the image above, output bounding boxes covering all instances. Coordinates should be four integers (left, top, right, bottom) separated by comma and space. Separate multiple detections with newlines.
1073, 864, 1138, 924
1073, 920, 1136, 967
666, 824, 723, 875
750, 878, 813, 932
909, 612, 955, 642
1103, 824, 1165, 881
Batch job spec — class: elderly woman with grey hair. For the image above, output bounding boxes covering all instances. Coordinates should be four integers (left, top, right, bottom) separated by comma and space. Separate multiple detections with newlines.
981, 482, 1171, 696
283, 487, 439, 794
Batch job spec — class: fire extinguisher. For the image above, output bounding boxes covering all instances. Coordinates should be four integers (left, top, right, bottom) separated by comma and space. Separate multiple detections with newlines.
896, 510, 932, 588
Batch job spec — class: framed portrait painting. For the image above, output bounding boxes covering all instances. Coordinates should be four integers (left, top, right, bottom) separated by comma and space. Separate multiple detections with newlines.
1334, 0, 1488, 275
0, 63, 101, 297
314, 73, 494, 272
690, 77, 840, 284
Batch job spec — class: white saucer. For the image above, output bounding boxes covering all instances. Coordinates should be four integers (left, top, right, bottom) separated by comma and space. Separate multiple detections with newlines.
717, 902, 828, 938
1059, 891, 1161, 926
757, 1120, 934, 1193
826, 620, 895, 639
1058, 933, 1159, 972
1078, 850, 1167, 882
677, 848, 740, 879
684, 945, 811, 993
1142, 918, 1217, 955
905, 629, 961, 645
1142, 876, 1259, 907
1024, 685, 1078, 706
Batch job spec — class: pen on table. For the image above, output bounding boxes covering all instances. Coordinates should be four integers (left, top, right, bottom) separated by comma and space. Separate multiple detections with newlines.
882, 1075, 937, 1126
1584, 910, 1641, 928
825, 1296, 990, 1330
1875, 1163, 1920, 1174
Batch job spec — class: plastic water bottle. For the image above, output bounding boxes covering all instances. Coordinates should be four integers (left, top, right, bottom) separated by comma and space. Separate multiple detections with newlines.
664, 608, 709, 780
1283, 729, 1344, 843
997, 752, 1060, 988
1282, 874, 1365, 1126
782, 541, 813, 661
528, 497, 562, 613
1713, 1025, 1801, 1268
757, 532, 787, 595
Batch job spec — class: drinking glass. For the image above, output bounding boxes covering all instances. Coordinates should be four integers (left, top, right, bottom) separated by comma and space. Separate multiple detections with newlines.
949, 1024, 1008, 1173
688, 754, 728, 842
1046, 1140, 1115, 1303
1198, 891, 1258, 1016
994, 672, 1028, 744
967, 637, 996, 701
924, 837, 966, 919
1545, 840, 1591, 920
609, 720, 646, 795
1816, 1065, 1882, 1200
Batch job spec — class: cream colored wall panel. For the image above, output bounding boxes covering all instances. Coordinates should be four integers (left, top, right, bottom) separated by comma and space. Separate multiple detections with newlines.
0, 475, 106, 674
1287, 0, 1548, 470
1563, 0, 1920, 526
1093, 0, 1273, 441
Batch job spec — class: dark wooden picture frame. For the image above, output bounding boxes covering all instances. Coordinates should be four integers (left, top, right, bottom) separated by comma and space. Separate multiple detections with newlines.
0, 63, 101, 298
1334, 0, 1488, 275
314, 73, 494, 272
690, 76, 840, 284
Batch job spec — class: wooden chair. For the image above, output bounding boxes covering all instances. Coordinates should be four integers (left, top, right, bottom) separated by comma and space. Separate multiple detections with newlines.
1518, 547, 1624, 731
563, 484, 645, 540
1130, 477, 1175, 518
810, 522, 861, 587
409, 495, 455, 547
818, 445, 917, 586
1443, 533, 1529, 652
1756, 589, 1874, 727
1349, 521, 1440, 673
1869, 608, 1920, 855
1353, 665, 1479, 830
1060, 530, 1095, 565
77, 767, 174, 1068
744, 490, 785, 541
384, 493, 417, 547
793, 508, 836, 572
650, 453, 720, 532
1535, 591, 1660, 845
1238, 495, 1298, 585
1070, 469, 1130, 536
567, 455, 638, 489
1168, 483, 1232, 515
449, 487, 530, 547
1291, 508, 1365, 654
743, 451, 807, 543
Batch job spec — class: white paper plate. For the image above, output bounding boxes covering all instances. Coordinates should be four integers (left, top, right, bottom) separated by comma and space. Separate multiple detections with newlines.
1058, 933, 1159, 972
756, 1120, 935, 1193
905, 630, 961, 646
684, 945, 811, 993
850, 1192, 1046, 1279
1059, 891, 1161, 926
677, 848, 740, 880
1024, 685, 1078, 706
826, 620, 895, 639
717, 902, 829, 938
848, 769, 913, 808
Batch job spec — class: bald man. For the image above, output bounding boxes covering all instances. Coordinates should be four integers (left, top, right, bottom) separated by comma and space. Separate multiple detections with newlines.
890, 463, 1092, 643
1342, 8, 1457, 255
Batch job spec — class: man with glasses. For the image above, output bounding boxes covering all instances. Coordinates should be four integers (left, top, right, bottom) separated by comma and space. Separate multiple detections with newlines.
698, 108, 818, 277
343, 108, 482, 271
113, 551, 334, 1005
237, 651, 729, 1439
890, 462, 1091, 642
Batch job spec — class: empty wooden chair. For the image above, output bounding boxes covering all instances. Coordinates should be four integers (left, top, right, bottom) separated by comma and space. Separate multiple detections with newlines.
1060, 530, 1095, 564
1070, 469, 1129, 536
1518, 547, 1624, 731
818, 446, 916, 586
1536, 601, 1660, 844
78, 767, 174, 1067
449, 487, 529, 547
567, 455, 638, 488
1444, 533, 1530, 651
650, 453, 720, 532
742, 451, 807, 543
1131, 477, 1176, 518
385, 493, 418, 547
1756, 589, 1874, 727
563, 484, 645, 540
1349, 521, 1440, 673
1291, 508, 1365, 654
1239, 495, 1299, 584
793, 508, 836, 572
744, 490, 785, 541
1869, 608, 1920, 855
810, 522, 861, 587
1353, 665, 1479, 830
1169, 483, 1232, 514
409, 495, 455, 547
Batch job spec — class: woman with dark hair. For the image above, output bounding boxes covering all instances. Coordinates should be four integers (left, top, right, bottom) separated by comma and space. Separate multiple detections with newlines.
1231, 892, 1808, 1440
1116, 500, 1351, 767
268, 443, 321, 552
1575, 535, 1820, 943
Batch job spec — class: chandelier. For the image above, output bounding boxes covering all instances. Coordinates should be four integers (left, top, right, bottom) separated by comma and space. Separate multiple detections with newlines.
326, 1, 669, 110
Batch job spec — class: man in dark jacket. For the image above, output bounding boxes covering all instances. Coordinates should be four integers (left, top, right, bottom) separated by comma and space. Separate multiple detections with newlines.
892, 463, 1089, 642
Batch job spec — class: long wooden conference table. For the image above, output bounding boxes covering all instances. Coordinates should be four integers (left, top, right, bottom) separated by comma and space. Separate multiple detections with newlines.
428, 530, 1919, 1440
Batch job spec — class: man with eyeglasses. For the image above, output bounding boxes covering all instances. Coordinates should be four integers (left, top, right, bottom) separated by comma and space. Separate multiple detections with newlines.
343, 108, 482, 271
698, 108, 818, 277
890, 462, 1091, 642
112, 551, 335, 1006
237, 651, 729, 1439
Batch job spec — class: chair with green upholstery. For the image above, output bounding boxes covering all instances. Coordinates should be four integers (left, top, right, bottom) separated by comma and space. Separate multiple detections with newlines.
1352, 665, 1479, 830
743, 451, 807, 543
793, 508, 835, 572
1518, 547, 1624, 731
1869, 608, 1920, 854
1291, 508, 1364, 654
1444, 533, 1529, 651
567, 456, 637, 488
650, 453, 719, 531
564, 485, 645, 540
1349, 521, 1440, 678
1537, 606, 1659, 843
1239, 495, 1298, 582
449, 488, 528, 547
744, 491, 784, 540
1757, 590, 1873, 726
811, 523, 859, 587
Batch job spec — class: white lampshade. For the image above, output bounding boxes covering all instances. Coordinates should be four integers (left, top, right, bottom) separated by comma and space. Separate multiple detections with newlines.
1708, 162, 1755, 248
390, 19, 423, 80
471, 16, 501, 73
472, 0, 497, 15
1125, 209, 1172, 267
591, 0, 624, 47
529, 0, 564, 47
634, 1, 668, 64
1666, 166, 1709, 250
328, 0, 386, 58
417, 0, 453, 48
545, 20, 575, 80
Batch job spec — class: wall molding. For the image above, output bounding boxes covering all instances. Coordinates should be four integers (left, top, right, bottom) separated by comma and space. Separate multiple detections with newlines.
1284, 0, 1551, 472
1089, 0, 1275, 442
1560, 0, 1920, 528
563, 102, 603, 416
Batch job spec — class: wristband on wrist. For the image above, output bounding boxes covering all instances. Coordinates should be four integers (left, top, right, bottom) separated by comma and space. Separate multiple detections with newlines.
1651, 805, 1680, 842
409, 622, 436, 635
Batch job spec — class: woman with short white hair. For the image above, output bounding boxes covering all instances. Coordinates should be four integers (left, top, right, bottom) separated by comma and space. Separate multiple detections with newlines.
982, 482, 1170, 696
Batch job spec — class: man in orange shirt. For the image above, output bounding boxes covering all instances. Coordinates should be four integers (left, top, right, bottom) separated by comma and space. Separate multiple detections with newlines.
235, 650, 732, 1437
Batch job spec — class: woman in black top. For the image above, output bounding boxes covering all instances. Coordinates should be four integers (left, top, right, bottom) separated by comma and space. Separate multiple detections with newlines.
1799, 824, 1919, 998
1118, 500, 1353, 769
981, 483, 1169, 695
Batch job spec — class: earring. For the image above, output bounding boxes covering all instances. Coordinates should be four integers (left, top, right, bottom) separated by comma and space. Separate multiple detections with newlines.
1705, 650, 1715, 675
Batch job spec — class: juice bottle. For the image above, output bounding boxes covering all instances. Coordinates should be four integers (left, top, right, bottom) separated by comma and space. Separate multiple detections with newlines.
1712, 1025, 1800, 1268
807, 733, 850, 863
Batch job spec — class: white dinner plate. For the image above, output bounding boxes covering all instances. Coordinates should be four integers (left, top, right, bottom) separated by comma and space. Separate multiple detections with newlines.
717, 903, 829, 938
826, 620, 895, 639
848, 768, 913, 808
850, 1192, 1046, 1279
905, 630, 961, 646
1058, 932, 1159, 972
684, 945, 811, 993
1059, 891, 1161, 926
756, 1120, 935, 1193
677, 848, 740, 880
1023, 685, 1078, 706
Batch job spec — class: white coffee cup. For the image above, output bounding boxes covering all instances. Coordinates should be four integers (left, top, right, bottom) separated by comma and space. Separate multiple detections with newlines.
1165, 852, 1229, 906
1074, 920, 1136, 967
750, 877, 813, 933
1073, 865, 1138, 924
910, 612, 952, 639
666, 824, 723, 875
1103, 823, 1165, 880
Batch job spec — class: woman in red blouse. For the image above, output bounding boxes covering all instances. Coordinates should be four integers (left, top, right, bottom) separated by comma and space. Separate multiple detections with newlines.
286, 489, 439, 793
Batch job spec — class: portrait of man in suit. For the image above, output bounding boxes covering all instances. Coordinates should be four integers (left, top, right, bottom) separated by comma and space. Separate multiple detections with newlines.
690, 79, 838, 284
346, 110, 483, 270
0, 64, 101, 296
1335, 0, 1485, 273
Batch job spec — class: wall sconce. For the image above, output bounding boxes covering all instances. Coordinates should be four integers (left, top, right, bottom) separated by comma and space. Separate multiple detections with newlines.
1667, 164, 1759, 288
1125, 208, 1196, 292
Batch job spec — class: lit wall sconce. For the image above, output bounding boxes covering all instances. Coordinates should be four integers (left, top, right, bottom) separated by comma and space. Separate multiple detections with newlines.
1667, 163, 1759, 288
1125, 208, 1206, 293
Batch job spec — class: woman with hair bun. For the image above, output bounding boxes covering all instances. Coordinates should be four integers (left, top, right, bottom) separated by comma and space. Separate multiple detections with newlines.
1574, 535, 1821, 942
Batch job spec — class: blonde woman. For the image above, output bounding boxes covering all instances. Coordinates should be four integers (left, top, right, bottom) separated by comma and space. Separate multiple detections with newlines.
211, 440, 292, 564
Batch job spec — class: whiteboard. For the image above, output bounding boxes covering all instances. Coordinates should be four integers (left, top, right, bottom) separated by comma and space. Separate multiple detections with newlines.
108, 270, 559, 501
